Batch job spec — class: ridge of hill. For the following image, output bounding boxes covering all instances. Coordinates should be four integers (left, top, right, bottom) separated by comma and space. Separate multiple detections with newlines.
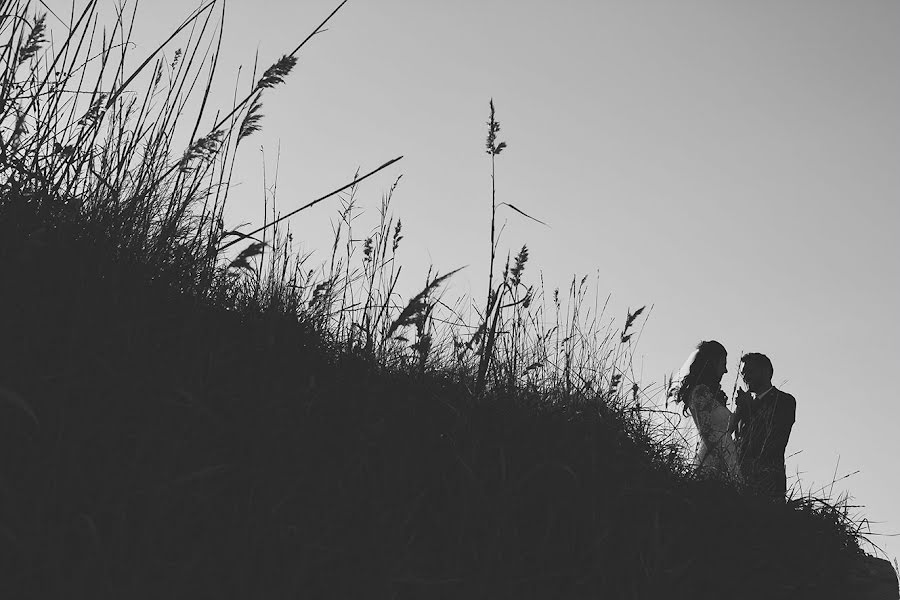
0, 212, 890, 599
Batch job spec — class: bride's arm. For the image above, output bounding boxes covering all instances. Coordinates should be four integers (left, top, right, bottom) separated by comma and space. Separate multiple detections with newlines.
691, 386, 719, 442
693, 387, 737, 465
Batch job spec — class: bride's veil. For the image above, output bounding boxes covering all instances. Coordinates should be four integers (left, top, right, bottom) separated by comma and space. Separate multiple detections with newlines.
666, 348, 699, 407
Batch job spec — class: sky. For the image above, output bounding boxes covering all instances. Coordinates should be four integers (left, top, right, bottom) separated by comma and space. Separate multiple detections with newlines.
43, 0, 899, 562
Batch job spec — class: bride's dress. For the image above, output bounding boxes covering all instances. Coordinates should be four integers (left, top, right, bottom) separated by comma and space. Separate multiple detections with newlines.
689, 384, 741, 481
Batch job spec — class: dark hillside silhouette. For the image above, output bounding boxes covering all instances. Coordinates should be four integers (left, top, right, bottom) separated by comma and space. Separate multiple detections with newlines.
1, 203, 891, 599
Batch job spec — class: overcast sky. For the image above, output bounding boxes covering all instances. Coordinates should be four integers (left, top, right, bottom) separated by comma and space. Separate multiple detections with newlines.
47, 0, 899, 562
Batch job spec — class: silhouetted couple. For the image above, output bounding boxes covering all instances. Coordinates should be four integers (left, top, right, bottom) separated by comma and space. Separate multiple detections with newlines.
667, 340, 797, 501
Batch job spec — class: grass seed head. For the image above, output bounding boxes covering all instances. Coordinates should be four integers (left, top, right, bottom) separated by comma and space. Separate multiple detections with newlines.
256, 54, 298, 90
485, 99, 507, 156
238, 94, 265, 144
17, 13, 46, 65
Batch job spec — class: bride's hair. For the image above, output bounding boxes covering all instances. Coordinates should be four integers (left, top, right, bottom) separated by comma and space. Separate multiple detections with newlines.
674, 340, 727, 416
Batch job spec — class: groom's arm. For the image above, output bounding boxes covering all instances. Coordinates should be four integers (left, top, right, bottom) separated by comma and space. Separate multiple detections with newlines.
762, 392, 796, 462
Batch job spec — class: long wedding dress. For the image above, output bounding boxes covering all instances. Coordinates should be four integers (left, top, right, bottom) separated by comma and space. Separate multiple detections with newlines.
689, 384, 741, 481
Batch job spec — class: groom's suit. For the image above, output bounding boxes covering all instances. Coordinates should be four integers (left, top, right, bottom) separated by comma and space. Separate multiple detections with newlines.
734, 387, 796, 500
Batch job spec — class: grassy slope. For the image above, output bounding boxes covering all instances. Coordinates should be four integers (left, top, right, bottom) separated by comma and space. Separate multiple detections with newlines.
0, 209, 866, 599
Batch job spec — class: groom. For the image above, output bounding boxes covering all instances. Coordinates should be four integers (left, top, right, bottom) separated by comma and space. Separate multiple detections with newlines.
734, 353, 797, 501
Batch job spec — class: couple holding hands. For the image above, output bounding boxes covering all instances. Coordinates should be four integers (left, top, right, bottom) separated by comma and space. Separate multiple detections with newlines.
667, 340, 797, 501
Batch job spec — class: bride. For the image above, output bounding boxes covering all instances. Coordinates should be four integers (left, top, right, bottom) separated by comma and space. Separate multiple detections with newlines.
667, 340, 742, 482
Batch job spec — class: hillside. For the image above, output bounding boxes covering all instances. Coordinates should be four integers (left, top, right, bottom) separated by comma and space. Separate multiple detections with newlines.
0, 207, 889, 599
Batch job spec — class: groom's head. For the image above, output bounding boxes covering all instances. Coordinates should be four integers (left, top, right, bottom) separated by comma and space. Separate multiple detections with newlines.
740, 353, 773, 393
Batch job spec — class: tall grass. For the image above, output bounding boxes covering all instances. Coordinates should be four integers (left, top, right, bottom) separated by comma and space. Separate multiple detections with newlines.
0, 0, 394, 306
0, 0, 653, 405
